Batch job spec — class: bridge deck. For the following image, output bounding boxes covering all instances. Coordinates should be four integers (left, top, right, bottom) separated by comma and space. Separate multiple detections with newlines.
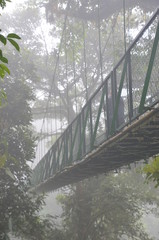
34, 104, 159, 192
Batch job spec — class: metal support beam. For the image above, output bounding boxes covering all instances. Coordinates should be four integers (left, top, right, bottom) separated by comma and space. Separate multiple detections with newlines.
139, 21, 159, 113
127, 50, 133, 120
91, 86, 106, 149
110, 59, 127, 134
77, 106, 90, 160
69, 117, 80, 163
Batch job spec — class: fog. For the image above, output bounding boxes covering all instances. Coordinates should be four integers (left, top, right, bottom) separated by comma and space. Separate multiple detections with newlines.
0, 0, 159, 239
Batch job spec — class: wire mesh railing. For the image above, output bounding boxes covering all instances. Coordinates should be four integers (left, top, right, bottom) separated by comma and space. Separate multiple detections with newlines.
32, 8, 159, 187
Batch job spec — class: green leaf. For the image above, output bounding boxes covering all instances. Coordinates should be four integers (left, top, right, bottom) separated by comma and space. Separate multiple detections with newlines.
0, 68, 5, 78
7, 33, 21, 39
5, 168, 16, 180
0, 90, 7, 108
0, 56, 8, 64
0, 64, 10, 74
0, 34, 7, 45
8, 38, 20, 51
0, 89, 7, 99
0, 154, 7, 168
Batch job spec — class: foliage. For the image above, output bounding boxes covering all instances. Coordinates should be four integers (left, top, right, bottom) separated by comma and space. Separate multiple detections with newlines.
0, 14, 21, 79
143, 156, 159, 187
0, 0, 21, 108
0, 74, 31, 237
0, 52, 61, 239
44, 0, 158, 22
57, 170, 159, 240
0, 33, 21, 78
0, 0, 11, 9
1, 1, 158, 239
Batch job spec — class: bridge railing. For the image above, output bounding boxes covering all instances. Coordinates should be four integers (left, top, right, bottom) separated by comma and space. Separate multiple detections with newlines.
32, 9, 159, 186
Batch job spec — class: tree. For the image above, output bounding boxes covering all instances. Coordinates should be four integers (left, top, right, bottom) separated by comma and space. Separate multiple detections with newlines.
0, 56, 68, 239
0, 73, 33, 238
57, 169, 159, 240
143, 156, 159, 188
0, 0, 21, 106
2, 0, 156, 133
43, 0, 158, 22
0, 3, 61, 237
0, 0, 11, 9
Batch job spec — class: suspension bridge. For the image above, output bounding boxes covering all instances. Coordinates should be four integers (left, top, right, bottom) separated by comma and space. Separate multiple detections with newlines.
31, 7, 159, 193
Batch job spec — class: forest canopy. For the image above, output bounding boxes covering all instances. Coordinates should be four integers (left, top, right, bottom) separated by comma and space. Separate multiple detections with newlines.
0, 0, 159, 239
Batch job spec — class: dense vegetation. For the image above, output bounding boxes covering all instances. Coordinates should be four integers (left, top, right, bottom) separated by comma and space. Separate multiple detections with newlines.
0, 1, 57, 239
0, 0, 159, 239
57, 171, 159, 240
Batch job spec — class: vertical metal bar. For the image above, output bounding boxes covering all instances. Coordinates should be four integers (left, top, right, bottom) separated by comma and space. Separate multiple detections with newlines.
139, 21, 159, 113
38, 161, 44, 183
127, 50, 133, 119
89, 100, 93, 150
77, 106, 89, 160
106, 80, 110, 137
52, 145, 56, 174
113, 69, 117, 102
60, 135, 66, 171
69, 124, 73, 163
51, 148, 55, 176
56, 137, 64, 169
61, 133, 67, 170
43, 160, 47, 180
44, 156, 48, 181
41, 160, 45, 182
48, 148, 53, 177
78, 114, 82, 159
114, 69, 119, 126
43, 157, 48, 181
65, 130, 68, 166
47, 150, 52, 177
53, 146, 56, 174
111, 71, 116, 128
102, 82, 107, 137
55, 142, 60, 172
44, 153, 49, 180
69, 118, 80, 163
47, 150, 51, 177
82, 109, 86, 155
110, 59, 127, 134
91, 86, 106, 149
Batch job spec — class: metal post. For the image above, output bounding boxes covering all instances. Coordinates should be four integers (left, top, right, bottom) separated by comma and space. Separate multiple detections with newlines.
91, 86, 106, 149
111, 71, 116, 129
106, 80, 110, 137
77, 107, 89, 160
127, 50, 133, 119
69, 118, 80, 163
82, 109, 86, 155
89, 100, 93, 150
56, 137, 63, 170
110, 59, 127, 134
64, 130, 68, 166
139, 21, 159, 113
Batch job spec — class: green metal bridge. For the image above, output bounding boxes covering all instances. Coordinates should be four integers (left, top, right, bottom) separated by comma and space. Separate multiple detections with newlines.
31, 9, 159, 192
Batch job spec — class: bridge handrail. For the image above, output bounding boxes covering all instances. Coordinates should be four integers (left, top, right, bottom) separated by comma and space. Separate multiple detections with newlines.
51, 8, 159, 144
32, 8, 159, 186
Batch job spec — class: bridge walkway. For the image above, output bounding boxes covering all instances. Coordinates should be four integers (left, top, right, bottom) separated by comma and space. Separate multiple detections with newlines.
32, 9, 159, 192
